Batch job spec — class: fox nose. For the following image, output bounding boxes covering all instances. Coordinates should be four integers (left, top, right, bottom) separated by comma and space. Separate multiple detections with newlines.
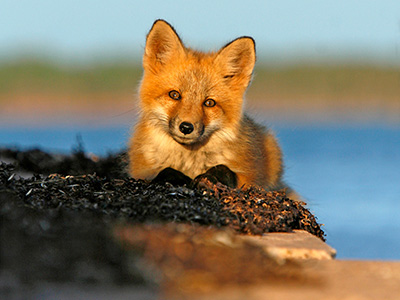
179, 122, 194, 135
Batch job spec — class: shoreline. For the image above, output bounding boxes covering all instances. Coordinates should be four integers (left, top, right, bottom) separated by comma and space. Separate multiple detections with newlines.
1, 93, 399, 127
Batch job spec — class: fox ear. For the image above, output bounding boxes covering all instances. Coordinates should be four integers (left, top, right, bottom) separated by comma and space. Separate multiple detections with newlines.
143, 20, 185, 73
215, 37, 256, 87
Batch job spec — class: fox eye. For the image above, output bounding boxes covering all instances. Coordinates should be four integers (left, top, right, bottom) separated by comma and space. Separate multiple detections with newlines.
168, 90, 181, 100
204, 99, 216, 107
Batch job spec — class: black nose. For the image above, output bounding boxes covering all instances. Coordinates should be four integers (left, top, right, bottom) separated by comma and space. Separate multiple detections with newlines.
179, 122, 194, 135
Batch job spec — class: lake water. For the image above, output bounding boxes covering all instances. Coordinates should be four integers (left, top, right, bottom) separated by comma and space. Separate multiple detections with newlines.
1, 122, 399, 260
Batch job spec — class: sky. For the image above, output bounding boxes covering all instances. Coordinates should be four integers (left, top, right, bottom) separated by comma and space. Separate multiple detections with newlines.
1, 0, 400, 65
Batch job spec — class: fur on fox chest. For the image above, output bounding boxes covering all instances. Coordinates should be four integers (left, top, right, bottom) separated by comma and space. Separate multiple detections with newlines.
140, 129, 234, 180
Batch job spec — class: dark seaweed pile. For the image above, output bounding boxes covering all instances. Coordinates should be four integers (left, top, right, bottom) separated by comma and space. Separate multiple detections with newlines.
0, 147, 324, 238
0, 182, 142, 285
0, 145, 127, 179
0, 146, 324, 294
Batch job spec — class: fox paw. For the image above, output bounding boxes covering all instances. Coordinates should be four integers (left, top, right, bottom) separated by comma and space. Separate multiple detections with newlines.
152, 167, 192, 186
192, 165, 237, 189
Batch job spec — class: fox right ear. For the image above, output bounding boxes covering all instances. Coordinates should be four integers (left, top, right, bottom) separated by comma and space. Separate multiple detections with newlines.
143, 20, 185, 73
214, 37, 256, 90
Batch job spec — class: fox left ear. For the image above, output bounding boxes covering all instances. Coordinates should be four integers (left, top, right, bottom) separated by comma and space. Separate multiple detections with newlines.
215, 37, 256, 88
143, 20, 186, 73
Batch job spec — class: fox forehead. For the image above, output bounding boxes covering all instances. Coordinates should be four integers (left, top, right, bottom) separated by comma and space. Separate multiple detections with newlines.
155, 58, 227, 99
177, 67, 219, 94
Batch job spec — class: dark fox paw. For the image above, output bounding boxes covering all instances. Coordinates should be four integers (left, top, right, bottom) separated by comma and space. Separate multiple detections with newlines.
152, 167, 192, 186
192, 165, 237, 189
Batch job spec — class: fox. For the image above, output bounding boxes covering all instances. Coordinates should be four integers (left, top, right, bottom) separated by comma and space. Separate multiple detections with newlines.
128, 19, 298, 199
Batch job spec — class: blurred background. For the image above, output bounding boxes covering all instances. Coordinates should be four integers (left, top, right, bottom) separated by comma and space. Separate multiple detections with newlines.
1, 0, 399, 259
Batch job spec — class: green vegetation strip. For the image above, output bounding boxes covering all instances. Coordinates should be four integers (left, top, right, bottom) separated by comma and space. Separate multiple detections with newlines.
1, 59, 399, 100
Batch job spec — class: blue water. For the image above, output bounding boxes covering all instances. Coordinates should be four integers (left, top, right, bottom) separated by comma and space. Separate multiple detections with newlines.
275, 124, 400, 260
1, 123, 399, 260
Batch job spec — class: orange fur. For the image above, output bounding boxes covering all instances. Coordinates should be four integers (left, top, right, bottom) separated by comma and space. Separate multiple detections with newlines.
128, 20, 297, 197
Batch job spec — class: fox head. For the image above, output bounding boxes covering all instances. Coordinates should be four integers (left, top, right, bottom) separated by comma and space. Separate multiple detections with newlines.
139, 19, 256, 146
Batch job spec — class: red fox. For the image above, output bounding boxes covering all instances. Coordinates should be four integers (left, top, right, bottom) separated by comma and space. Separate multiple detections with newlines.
129, 20, 297, 198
